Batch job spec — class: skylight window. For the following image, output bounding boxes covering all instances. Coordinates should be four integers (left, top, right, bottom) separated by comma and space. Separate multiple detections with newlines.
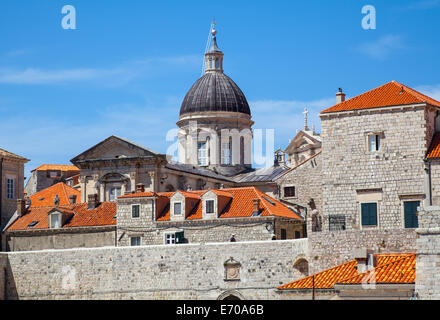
27, 221, 39, 228
263, 197, 276, 206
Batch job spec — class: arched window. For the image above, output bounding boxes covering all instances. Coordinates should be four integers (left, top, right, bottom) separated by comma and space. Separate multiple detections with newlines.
215, 58, 220, 69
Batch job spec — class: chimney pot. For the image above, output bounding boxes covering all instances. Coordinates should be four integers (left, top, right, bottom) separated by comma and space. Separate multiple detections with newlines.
353, 248, 374, 273
336, 88, 346, 104
136, 183, 145, 193
16, 199, 26, 217
253, 198, 261, 215
69, 194, 77, 204
87, 194, 99, 209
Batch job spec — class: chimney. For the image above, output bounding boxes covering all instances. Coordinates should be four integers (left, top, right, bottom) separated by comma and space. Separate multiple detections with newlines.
136, 183, 145, 193
16, 199, 26, 217
353, 248, 374, 273
87, 194, 98, 209
69, 194, 77, 205
253, 199, 261, 216
336, 88, 346, 104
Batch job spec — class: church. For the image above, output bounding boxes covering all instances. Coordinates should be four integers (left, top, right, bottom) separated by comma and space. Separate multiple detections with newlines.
67, 26, 308, 212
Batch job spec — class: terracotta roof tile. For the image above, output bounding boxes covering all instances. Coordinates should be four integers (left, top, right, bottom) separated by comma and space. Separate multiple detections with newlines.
321, 81, 440, 114
7, 202, 116, 231
278, 253, 415, 290
122, 187, 302, 221
29, 182, 81, 207
427, 133, 440, 159
32, 164, 79, 172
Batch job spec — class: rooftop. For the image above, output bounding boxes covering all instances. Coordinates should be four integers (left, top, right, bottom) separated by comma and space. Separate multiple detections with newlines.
32, 164, 80, 172
28, 182, 81, 208
321, 81, 440, 114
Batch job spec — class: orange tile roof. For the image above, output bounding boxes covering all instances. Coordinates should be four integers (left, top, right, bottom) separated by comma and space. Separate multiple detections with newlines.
7, 202, 116, 231
427, 133, 440, 159
338, 253, 415, 285
321, 81, 440, 114
278, 253, 415, 290
122, 187, 302, 221
32, 164, 80, 172
29, 182, 81, 207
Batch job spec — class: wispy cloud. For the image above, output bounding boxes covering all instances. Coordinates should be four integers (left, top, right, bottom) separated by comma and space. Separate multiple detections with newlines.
358, 34, 404, 60
415, 84, 440, 101
250, 97, 334, 146
0, 54, 200, 86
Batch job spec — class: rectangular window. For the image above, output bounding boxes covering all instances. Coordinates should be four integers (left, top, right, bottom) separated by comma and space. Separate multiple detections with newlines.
280, 228, 287, 240
197, 142, 208, 166
6, 178, 14, 199
130, 236, 141, 246
206, 200, 215, 214
361, 203, 378, 226
50, 214, 61, 228
49, 171, 59, 178
165, 233, 176, 245
404, 201, 420, 228
109, 187, 121, 201
221, 141, 232, 165
132, 204, 140, 218
174, 202, 182, 215
294, 231, 301, 239
368, 134, 380, 152
329, 215, 346, 231
284, 186, 296, 198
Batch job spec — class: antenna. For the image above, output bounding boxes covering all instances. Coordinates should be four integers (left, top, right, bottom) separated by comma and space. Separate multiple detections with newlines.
202, 20, 216, 75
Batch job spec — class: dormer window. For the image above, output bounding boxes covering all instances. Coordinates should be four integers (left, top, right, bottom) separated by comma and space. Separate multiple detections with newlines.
206, 200, 215, 214
174, 202, 182, 215
50, 213, 61, 228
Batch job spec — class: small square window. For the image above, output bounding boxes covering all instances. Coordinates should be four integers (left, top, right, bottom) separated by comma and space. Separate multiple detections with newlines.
130, 237, 141, 246
206, 200, 215, 214
284, 186, 296, 198
165, 233, 176, 244
132, 205, 140, 218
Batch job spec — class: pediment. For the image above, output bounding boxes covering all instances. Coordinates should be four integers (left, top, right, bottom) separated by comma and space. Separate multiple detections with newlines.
285, 130, 321, 154
71, 136, 161, 163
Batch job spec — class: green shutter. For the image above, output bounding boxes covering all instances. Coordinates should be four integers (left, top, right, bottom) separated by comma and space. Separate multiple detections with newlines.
404, 201, 419, 228
361, 203, 377, 226
175, 231, 185, 244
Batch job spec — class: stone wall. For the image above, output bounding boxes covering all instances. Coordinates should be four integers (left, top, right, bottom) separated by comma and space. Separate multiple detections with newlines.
415, 206, 440, 299
1, 158, 26, 229
3, 239, 308, 300
308, 229, 416, 273
320, 106, 433, 231
0, 253, 6, 300
5, 227, 116, 252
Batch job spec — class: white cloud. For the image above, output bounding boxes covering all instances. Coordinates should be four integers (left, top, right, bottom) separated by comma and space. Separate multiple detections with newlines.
358, 34, 404, 60
0, 54, 201, 85
415, 84, 440, 101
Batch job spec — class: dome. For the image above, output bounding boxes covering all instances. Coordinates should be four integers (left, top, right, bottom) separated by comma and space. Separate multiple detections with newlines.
180, 72, 251, 116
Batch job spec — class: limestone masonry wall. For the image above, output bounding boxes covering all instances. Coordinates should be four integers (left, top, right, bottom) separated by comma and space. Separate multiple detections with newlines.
308, 229, 416, 273
3, 239, 308, 300
416, 206, 440, 299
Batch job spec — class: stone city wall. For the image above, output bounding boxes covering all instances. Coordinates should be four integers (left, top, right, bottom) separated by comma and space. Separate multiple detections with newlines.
2, 239, 308, 300
416, 206, 440, 300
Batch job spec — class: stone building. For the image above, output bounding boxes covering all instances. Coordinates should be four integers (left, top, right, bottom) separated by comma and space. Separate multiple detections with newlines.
116, 186, 304, 247
3, 183, 115, 252
319, 81, 440, 232
24, 164, 80, 196
0, 148, 28, 231
277, 251, 416, 300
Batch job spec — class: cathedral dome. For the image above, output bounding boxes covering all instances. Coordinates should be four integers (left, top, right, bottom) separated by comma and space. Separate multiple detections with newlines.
180, 72, 251, 116
179, 28, 251, 117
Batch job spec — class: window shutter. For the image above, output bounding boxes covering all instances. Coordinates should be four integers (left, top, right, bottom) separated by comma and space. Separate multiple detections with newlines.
404, 201, 419, 228
175, 231, 185, 244
361, 203, 377, 226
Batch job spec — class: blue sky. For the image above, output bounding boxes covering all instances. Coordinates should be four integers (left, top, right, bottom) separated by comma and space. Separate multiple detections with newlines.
0, 0, 440, 177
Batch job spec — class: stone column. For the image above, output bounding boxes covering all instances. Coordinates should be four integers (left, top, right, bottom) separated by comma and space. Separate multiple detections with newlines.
149, 171, 156, 192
